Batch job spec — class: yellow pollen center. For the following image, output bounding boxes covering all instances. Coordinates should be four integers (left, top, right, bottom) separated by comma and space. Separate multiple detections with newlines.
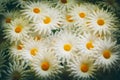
30, 48, 38, 56
97, 19, 105, 26
43, 16, 51, 24
66, 15, 74, 22
79, 12, 86, 18
103, 50, 111, 59
17, 44, 23, 50
15, 25, 22, 33
6, 18, 11, 23
34, 36, 41, 41
80, 64, 89, 73
33, 8, 40, 14
64, 43, 72, 51
86, 41, 94, 50
61, 0, 67, 4
41, 62, 50, 71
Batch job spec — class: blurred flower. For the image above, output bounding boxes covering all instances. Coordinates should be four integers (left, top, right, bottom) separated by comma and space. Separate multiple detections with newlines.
5, 57, 30, 80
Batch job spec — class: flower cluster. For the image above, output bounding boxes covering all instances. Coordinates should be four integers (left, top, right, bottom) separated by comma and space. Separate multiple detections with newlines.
0, 0, 120, 80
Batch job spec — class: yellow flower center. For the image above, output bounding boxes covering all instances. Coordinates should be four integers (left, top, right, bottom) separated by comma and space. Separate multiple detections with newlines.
30, 48, 38, 56
17, 44, 23, 50
79, 12, 86, 18
61, 0, 67, 4
64, 43, 72, 51
43, 16, 51, 24
80, 64, 89, 73
41, 61, 50, 71
103, 50, 111, 59
33, 7, 40, 14
34, 36, 41, 41
6, 18, 11, 23
15, 25, 22, 33
86, 41, 94, 50
97, 19, 105, 26
66, 15, 74, 22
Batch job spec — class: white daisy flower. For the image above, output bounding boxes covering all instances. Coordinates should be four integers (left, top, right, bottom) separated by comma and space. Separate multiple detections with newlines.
67, 54, 97, 80
5, 57, 30, 80
94, 37, 120, 72
3, 17, 31, 44
87, 8, 118, 36
1, 10, 21, 28
78, 32, 99, 55
53, 0, 77, 12
21, 38, 45, 61
32, 7, 63, 35
53, 30, 80, 63
21, 1, 49, 22
61, 11, 75, 29
31, 49, 63, 80
69, 4, 90, 27
9, 42, 24, 58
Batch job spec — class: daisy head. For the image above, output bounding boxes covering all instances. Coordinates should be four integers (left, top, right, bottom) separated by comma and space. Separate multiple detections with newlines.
61, 11, 75, 29
67, 54, 97, 80
21, 1, 49, 21
9, 41, 24, 58
32, 7, 63, 35
5, 57, 30, 80
78, 32, 99, 55
21, 38, 45, 61
53, 30, 80, 63
1, 10, 21, 27
87, 8, 118, 36
69, 4, 90, 27
94, 37, 120, 72
30, 49, 63, 80
3, 17, 31, 44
